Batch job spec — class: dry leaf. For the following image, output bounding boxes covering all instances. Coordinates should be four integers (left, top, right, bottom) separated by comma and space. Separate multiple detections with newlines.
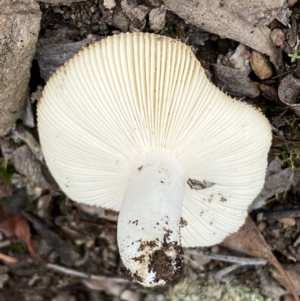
222, 216, 299, 301
250, 157, 294, 210
0, 207, 38, 257
12, 145, 58, 190
23, 212, 79, 266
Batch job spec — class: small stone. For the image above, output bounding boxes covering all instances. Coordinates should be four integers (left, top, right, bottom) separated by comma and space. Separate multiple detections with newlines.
103, 0, 116, 10
270, 29, 285, 47
112, 8, 129, 32
149, 6, 166, 31
258, 221, 267, 232
121, 1, 150, 29
210, 246, 219, 253
250, 50, 273, 80
287, 0, 297, 7
228, 43, 251, 73
214, 64, 260, 98
278, 217, 296, 227
187, 31, 209, 46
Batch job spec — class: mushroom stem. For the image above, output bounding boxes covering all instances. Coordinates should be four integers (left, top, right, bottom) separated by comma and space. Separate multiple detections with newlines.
117, 154, 186, 287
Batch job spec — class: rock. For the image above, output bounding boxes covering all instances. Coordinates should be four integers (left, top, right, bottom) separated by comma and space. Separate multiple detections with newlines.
2, 187, 30, 215
270, 29, 285, 46
214, 64, 260, 98
275, 3, 292, 26
163, 0, 282, 69
287, 0, 297, 6
22, 95, 35, 128
0, 0, 41, 136
278, 74, 300, 116
36, 35, 98, 81
12, 123, 44, 162
278, 217, 296, 227
186, 30, 209, 46
121, 0, 150, 29
104, 0, 116, 10
224, 0, 285, 26
149, 6, 167, 31
112, 8, 130, 32
250, 50, 273, 79
228, 44, 251, 73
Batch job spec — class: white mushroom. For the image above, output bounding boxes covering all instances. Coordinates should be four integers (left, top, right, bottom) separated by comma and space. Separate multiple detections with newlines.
37, 32, 272, 287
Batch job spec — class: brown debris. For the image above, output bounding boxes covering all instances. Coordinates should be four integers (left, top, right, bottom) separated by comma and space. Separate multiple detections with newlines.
150, 249, 177, 282
250, 50, 273, 79
259, 84, 283, 105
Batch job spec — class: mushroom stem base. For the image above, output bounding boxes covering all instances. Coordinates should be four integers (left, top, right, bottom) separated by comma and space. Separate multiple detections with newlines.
117, 154, 186, 286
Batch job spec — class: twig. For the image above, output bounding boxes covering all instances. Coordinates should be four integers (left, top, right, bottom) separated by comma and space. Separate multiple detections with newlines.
272, 69, 293, 79
46, 263, 129, 283
214, 263, 241, 282
273, 135, 300, 144
203, 253, 267, 283
0, 240, 11, 249
263, 209, 300, 221
201, 251, 267, 266
271, 108, 289, 126
293, 235, 300, 248
0, 253, 17, 263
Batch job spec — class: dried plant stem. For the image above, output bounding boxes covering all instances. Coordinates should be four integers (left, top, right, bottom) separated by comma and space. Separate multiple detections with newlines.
46, 263, 129, 283
0, 253, 17, 263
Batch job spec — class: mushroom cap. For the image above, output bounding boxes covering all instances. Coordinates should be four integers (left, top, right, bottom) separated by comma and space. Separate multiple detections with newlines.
38, 32, 271, 247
